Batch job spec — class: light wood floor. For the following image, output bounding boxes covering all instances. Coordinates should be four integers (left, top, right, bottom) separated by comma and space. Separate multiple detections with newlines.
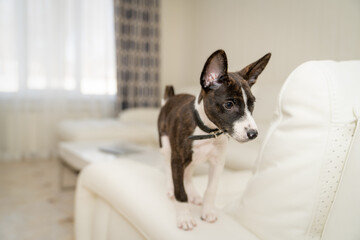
0, 159, 77, 240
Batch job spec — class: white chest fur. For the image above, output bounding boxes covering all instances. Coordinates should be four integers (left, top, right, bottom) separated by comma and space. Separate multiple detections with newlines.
191, 94, 229, 165
191, 127, 228, 165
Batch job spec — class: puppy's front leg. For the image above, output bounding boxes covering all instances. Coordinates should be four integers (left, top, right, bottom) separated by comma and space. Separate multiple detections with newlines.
201, 159, 225, 223
171, 156, 197, 230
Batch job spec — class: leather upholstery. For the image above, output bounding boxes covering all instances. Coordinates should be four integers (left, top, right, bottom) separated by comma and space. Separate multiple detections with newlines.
75, 61, 360, 240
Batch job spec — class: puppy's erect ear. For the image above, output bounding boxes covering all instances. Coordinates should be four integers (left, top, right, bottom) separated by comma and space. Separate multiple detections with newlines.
200, 49, 228, 91
238, 53, 271, 87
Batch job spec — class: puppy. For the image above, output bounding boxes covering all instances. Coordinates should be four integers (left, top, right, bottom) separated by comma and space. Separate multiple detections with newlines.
158, 50, 271, 230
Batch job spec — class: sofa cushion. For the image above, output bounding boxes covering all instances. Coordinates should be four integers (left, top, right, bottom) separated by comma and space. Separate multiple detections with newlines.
232, 61, 360, 240
76, 160, 258, 240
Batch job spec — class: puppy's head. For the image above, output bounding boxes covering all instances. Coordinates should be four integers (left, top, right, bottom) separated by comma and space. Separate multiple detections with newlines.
199, 50, 271, 142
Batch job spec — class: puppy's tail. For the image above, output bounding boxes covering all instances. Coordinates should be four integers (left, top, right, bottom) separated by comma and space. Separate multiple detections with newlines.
162, 85, 175, 106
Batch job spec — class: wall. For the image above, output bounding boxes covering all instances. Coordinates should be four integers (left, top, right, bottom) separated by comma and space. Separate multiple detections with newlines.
160, 0, 195, 91
161, 0, 360, 119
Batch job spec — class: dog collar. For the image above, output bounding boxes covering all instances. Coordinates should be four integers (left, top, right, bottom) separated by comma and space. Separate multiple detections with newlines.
188, 109, 224, 140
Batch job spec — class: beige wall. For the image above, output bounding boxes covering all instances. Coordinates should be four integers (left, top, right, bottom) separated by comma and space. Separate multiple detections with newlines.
161, 0, 360, 117
160, 0, 194, 90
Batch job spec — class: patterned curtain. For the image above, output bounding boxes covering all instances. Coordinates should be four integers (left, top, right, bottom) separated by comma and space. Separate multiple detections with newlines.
114, 0, 160, 111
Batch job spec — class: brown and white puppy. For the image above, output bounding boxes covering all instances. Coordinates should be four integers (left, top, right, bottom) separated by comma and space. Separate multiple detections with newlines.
158, 50, 271, 230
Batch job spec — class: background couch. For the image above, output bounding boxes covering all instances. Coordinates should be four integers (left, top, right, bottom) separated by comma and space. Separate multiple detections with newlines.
74, 60, 360, 240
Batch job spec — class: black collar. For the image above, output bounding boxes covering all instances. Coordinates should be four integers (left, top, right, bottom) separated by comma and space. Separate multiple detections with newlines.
188, 109, 224, 140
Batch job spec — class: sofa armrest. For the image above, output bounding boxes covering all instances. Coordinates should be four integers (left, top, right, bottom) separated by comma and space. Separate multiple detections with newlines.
75, 160, 258, 240
57, 118, 158, 146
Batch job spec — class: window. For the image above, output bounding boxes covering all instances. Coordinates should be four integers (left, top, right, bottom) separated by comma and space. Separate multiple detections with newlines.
0, 0, 116, 95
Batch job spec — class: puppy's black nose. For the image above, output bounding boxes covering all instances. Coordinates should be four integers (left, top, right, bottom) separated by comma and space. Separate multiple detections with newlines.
247, 129, 258, 140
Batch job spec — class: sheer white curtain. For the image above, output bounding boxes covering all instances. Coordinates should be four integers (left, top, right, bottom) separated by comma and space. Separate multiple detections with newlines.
0, 0, 117, 161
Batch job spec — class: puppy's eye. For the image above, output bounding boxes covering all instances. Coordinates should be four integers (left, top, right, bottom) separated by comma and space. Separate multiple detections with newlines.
223, 101, 234, 110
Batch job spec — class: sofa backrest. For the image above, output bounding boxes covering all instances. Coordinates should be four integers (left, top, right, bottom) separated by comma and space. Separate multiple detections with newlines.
232, 61, 360, 240
118, 107, 159, 125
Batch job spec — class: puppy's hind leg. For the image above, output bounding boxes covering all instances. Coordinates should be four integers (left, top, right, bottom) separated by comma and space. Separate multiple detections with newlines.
160, 136, 174, 199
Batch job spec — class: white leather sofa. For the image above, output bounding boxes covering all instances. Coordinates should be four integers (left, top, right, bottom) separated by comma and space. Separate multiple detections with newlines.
74, 60, 360, 240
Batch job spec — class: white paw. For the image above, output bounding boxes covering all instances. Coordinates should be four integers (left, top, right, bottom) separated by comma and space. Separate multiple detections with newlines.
167, 190, 174, 199
175, 202, 197, 231
201, 207, 218, 223
188, 194, 202, 206
177, 213, 197, 231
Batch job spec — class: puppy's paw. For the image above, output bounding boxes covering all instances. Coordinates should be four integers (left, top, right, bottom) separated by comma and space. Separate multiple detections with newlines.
175, 202, 197, 231
167, 190, 174, 199
177, 213, 197, 231
188, 194, 202, 206
201, 207, 218, 223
